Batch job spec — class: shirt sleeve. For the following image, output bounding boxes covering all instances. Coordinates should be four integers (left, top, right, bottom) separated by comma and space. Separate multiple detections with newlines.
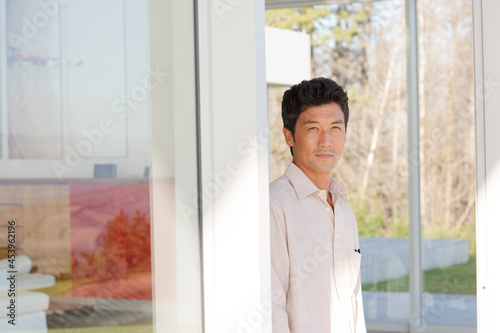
354, 267, 367, 333
351, 211, 366, 333
270, 198, 291, 333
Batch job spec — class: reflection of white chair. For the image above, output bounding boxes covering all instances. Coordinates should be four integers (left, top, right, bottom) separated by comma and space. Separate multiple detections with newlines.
0, 255, 55, 332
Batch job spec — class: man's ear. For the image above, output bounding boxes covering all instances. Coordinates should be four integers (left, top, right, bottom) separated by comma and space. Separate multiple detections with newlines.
283, 127, 294, 147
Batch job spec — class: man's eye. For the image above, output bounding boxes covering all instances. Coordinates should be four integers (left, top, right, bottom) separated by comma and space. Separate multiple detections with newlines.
308, 127, 318, 131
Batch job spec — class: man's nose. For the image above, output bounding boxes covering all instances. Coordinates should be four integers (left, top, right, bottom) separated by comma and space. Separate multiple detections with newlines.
319, 131, 333, 147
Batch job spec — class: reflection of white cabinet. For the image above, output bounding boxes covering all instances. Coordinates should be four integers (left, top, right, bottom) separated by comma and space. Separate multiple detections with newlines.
5, 0, 63, 159
65, 0, 128, 158
0, 1, 151, 179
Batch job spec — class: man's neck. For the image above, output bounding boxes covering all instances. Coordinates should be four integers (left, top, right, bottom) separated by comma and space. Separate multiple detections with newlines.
292, 161, 332, 192
309, 174, 331, 192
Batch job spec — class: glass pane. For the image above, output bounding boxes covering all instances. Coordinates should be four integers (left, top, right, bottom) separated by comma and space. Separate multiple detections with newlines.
0, 1, 202, 332
419, 0, 476, 328
266, 1, 409, 328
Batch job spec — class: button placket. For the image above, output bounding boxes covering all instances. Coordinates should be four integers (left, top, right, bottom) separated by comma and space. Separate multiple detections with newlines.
316, 191, 328, 207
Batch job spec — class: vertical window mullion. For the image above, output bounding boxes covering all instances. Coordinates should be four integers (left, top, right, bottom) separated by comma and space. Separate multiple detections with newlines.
0, 0, 8, 160
405, 0, 423, 332
58, 2, 68, 160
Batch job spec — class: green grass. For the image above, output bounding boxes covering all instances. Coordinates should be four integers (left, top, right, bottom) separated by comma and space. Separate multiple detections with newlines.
49, 326, 152, 333
363, 255, 477, 295
34, 277, 100, 296
34, 273, 150, 295
34, 279, 73, 295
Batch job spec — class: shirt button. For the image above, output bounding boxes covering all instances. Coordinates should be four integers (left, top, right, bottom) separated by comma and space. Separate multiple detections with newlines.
336, 233, 340, 238
325, 207, 331, 211
336, 262, 341, 266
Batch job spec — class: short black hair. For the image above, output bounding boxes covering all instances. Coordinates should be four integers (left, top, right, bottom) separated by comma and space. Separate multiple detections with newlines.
281, 77, 349, 155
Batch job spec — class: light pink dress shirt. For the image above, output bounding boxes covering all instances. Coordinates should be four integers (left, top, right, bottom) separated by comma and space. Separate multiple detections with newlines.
270, 162, 366, 333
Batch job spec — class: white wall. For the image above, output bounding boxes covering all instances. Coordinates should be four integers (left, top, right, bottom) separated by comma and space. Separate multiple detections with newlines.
265, 26, 311, 86
197, 0, 271, 332
266, 0, 338, 9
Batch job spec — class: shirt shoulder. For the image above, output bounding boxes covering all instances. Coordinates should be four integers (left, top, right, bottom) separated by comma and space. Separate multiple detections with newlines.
269, 174, 298, 207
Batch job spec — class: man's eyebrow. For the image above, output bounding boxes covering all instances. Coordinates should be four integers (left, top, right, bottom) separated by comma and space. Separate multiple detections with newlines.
301, 119, 344, 125
301, 120, 319, 125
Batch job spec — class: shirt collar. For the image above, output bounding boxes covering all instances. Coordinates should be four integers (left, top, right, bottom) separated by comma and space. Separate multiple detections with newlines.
284, 162, 348, 201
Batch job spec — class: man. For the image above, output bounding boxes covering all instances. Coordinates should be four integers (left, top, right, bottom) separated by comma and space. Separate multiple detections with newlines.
270, 77, 366, 332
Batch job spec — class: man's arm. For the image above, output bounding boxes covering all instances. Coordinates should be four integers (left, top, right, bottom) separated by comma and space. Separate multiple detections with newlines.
270, 199, 291, 333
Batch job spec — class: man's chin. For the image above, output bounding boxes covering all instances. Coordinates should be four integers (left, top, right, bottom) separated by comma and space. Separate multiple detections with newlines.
312, 163, 336, 174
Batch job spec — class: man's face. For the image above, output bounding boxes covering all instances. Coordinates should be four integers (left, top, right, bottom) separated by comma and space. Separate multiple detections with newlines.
283, 103, 346, 178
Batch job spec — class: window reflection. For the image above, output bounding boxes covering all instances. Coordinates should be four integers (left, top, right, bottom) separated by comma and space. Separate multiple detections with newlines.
0, 0, 194, 331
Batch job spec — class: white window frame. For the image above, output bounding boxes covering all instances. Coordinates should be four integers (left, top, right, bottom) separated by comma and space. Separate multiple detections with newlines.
473, 1, 500, 333
0, 0, 7, 158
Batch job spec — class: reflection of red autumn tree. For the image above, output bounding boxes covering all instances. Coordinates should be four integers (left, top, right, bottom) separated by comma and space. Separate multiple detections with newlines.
72, 209, 151, 280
